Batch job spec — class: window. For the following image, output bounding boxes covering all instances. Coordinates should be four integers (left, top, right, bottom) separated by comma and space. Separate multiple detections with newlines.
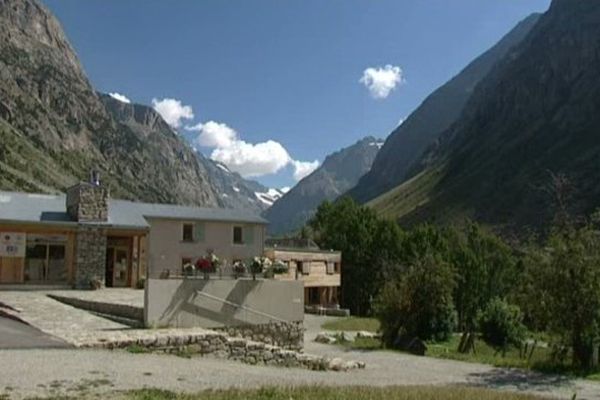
233, 226, 243, 244
298, 261, 310, 275
182, 223, 194, 242
334, 262, 341, 274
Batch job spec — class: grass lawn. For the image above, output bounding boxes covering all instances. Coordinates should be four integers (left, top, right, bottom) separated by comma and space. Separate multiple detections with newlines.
321, 317, 380, 332
428, 335, 600, 381
113, 386, 549, 400
426, 335, 554, 370
339, 333, 600, 381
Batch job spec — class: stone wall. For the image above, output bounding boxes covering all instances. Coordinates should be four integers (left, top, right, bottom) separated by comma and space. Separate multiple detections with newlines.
66, 182, 108, 222
74, 226, 107, 289
215, 321, 304, 351
83, 328, 364, 371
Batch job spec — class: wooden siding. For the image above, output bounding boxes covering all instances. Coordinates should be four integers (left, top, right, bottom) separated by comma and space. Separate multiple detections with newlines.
0, 257, 24, 283
266, 249, 341, 288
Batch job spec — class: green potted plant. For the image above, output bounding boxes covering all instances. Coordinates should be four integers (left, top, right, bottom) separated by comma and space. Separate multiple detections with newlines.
271, 260, 289, 274
249, 257, 272, 280
233, 260, 246, 279
183, 262, 195, 278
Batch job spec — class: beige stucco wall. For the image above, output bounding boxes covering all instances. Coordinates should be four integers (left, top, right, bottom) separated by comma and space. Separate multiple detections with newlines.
145, 278, 304, 328
146, 218, 265, 279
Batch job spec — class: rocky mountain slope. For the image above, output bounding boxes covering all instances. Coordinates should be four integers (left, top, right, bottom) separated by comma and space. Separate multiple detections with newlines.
264, 136, 383, 235
198, 157, 284, 214
101, 92, 278, 213
0, 0, 219, 206
347, 13, 540, 204
369, 0, 600, 233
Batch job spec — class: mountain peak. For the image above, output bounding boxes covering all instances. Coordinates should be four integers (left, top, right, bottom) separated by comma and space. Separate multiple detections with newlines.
264, 137, 384, 235
0, 0, 84, 76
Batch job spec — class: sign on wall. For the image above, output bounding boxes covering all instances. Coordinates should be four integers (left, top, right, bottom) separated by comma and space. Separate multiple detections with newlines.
0, 232, 26, 258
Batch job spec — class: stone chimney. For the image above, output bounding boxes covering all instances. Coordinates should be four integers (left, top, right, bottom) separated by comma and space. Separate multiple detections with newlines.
66, 171, 108, 222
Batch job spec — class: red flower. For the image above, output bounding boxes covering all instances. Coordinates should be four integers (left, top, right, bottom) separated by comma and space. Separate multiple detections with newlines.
195, 258, 212, 271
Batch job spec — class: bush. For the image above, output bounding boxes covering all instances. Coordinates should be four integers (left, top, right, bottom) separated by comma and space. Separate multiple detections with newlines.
478, 298, 526, 355
375, 254, 457, 346
136, 278, 146, 289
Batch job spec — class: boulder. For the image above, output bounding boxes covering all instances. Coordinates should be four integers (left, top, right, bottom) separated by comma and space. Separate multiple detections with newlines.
314, 332, 337, 344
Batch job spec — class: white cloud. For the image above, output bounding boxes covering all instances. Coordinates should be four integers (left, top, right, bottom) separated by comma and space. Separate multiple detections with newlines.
280, 186, 291, 194
187, 121, 237, 148
360, 64, 404, 99
109, 92, 131, 104
185, 119, 319, 179
152, 98, 194, 128
291, 159, 319, 181
211, 139, 291, 178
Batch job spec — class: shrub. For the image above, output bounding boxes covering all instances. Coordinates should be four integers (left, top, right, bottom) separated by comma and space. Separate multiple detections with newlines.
375, 254, 457, 347
478, 298, 526, 355
136, 278, 146, 289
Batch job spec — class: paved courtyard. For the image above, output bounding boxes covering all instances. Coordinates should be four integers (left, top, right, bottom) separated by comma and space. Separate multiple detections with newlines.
0, 290, 218, 348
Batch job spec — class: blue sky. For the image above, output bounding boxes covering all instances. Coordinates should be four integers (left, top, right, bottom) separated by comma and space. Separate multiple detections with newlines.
43, 0, 550, 189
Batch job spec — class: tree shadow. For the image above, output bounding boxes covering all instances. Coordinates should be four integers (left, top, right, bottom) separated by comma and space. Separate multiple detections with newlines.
467, 367, 574, 392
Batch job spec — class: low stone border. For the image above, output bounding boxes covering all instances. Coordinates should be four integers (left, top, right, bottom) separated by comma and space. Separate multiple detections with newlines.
83, 329, 364, 371
214, 321, 304, 351
47, 294, 144, 322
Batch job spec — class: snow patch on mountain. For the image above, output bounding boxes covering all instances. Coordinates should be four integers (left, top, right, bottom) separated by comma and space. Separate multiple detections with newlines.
255, 188, 285, 206
216, 162, 231, 173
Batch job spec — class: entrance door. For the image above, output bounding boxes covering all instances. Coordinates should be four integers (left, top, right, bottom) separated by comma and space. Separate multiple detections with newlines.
24, 244, 46, 282
105, 246, 129, 287
46, 245, 66, 282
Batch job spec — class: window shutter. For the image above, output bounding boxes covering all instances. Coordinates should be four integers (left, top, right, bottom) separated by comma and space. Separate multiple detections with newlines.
303, 261, 311, 274
194, 222, 205, 242
326, 262, 334, 274
245, 225, 254, 245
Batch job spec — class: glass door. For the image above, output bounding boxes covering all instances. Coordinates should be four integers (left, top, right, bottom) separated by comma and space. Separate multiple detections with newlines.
46, 245, 66, 282
112, 247, 129, 287
24, 244, 47, 282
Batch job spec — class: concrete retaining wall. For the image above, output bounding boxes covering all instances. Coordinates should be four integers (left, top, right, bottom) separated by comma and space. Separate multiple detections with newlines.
145, 278, 304, 348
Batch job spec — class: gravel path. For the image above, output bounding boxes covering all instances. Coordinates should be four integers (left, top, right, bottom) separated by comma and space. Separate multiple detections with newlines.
0, 348, 595, 400
0, 315, 599, 399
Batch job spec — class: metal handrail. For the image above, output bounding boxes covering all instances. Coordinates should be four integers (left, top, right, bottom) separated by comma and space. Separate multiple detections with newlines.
195, 289, 288, 324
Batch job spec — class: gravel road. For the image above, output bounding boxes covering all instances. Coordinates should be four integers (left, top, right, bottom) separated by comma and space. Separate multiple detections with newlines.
0, 315, 598, 399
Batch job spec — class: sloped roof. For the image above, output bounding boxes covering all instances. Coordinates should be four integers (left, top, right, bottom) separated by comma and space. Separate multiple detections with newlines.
0, 191, 267, 229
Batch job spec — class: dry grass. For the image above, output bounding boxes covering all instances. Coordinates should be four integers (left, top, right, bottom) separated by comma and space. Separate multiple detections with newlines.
119, 386, 550, 400
321, 317, 380, 332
